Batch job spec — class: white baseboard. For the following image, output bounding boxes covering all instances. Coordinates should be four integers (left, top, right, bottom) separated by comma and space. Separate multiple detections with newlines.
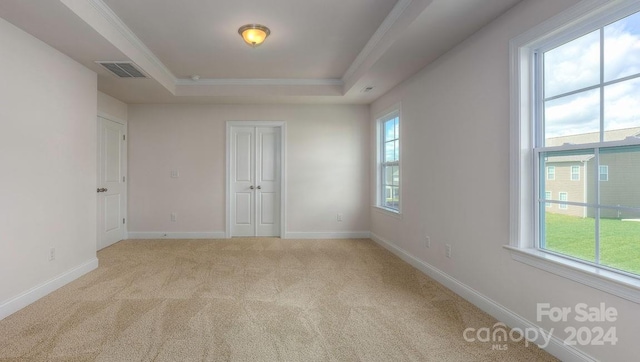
284, 231, 371, 239
127, 232, 226, 239
369, 232, 595, 362
128, 231, 370, 240
0, 258, 99, 320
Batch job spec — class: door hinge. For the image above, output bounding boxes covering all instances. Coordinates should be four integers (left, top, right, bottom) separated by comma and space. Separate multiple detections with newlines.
123, 218, 126, 224
123, 135, 126, 141
123, 176, 126, 182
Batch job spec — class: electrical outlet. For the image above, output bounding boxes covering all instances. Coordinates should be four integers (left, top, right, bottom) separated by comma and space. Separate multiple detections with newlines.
425, 236, 431, 248
445, 244, 452, 258
337, 213, 343, 222
49, 248, 56, 261
171, 213, 177, 222
170, 170, 180, 178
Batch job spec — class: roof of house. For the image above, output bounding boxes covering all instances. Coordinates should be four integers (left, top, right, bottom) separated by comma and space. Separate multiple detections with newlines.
547, 155, 595, 163
545, 127, 640, 163
546, 127, 640, 147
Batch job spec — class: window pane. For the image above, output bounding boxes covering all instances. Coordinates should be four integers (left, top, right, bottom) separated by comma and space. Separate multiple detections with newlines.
604, 11, 640, 82
384, 141, 395, 162
599, 146, 640, 210
394, 140, 399, 161
394, 118, 399, 139
603, 77, 640, 141
384, 165, 393, 186
392, 166, 399, 186
385, 120, 395, 141
544, 88, 600, 145
383, 165, 400, 188
544, 30, 600, 98
600, 209, 640, 276
541, 150, 593, 198
385, 186, 399, 210
542, 207, 596, 263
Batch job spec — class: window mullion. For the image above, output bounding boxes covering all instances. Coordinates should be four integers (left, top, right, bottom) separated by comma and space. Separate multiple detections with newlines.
595, 148, 601, 265
599, 27, 605, 143
543, 71, 640, 102
535, 51, 545, 148
535, 150, 543, 249
595, 27, 604, 264
534, 50, 545, 249
380, 124, 385, 208
543, 83, 602, 102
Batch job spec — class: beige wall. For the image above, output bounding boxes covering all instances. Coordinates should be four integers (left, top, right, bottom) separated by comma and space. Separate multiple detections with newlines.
98, 91, 127, 122
127, 104, 370, 236
369, 0, 638, 360
0, 18, 97, 314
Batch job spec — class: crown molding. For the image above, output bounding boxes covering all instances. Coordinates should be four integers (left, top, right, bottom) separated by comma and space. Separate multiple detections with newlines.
71, 0, 421, 99
83, 0, 345, 93
87, 0, 413, 89
86, 0, 177, 84
342, 0, 413, 82
175, 78, 344, 87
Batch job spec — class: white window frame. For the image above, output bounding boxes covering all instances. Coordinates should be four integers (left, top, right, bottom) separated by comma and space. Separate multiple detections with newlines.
508, 0, 640, 304
375, 106, 401, 215
570, 165, 580, 181
546, 166, 555, 180
600, 165, 609, 181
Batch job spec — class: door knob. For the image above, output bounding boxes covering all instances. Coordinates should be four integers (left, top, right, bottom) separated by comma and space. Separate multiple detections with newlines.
249, 185, 255, 190
96, 188, 108, 193
257, 186, 262, 190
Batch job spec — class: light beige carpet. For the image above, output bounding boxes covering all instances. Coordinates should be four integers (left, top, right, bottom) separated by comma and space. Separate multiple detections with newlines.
0, 238, 556, 361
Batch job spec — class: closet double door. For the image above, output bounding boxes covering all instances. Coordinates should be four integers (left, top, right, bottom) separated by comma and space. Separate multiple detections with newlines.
230, 126, 281, 237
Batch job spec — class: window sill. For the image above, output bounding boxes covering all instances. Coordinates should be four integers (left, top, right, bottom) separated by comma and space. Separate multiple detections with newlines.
372, 205, 402, 219
504, 245, 640, 304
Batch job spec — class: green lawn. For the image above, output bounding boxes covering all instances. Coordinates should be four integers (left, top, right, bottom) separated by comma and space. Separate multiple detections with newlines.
544, 213, 640, 275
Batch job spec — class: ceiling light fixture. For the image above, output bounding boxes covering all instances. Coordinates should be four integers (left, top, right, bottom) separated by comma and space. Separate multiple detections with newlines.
238, 24, 271, 47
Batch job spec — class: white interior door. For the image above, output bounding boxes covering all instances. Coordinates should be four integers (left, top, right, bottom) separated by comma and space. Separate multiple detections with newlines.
230, 125, 281, 237
230, 126, 255, 237
256, 127, 280, 236
97, 117, 126, 249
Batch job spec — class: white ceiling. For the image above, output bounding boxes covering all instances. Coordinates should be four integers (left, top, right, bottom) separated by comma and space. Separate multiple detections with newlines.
0, 0, 523, 104
104, 0, 397, 79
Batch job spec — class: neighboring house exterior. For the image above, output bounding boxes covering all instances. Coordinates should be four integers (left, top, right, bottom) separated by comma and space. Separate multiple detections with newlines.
545, 127, 640, 219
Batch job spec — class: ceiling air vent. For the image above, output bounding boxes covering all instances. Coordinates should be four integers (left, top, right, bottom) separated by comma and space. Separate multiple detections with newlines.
96, 61, 148, 78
